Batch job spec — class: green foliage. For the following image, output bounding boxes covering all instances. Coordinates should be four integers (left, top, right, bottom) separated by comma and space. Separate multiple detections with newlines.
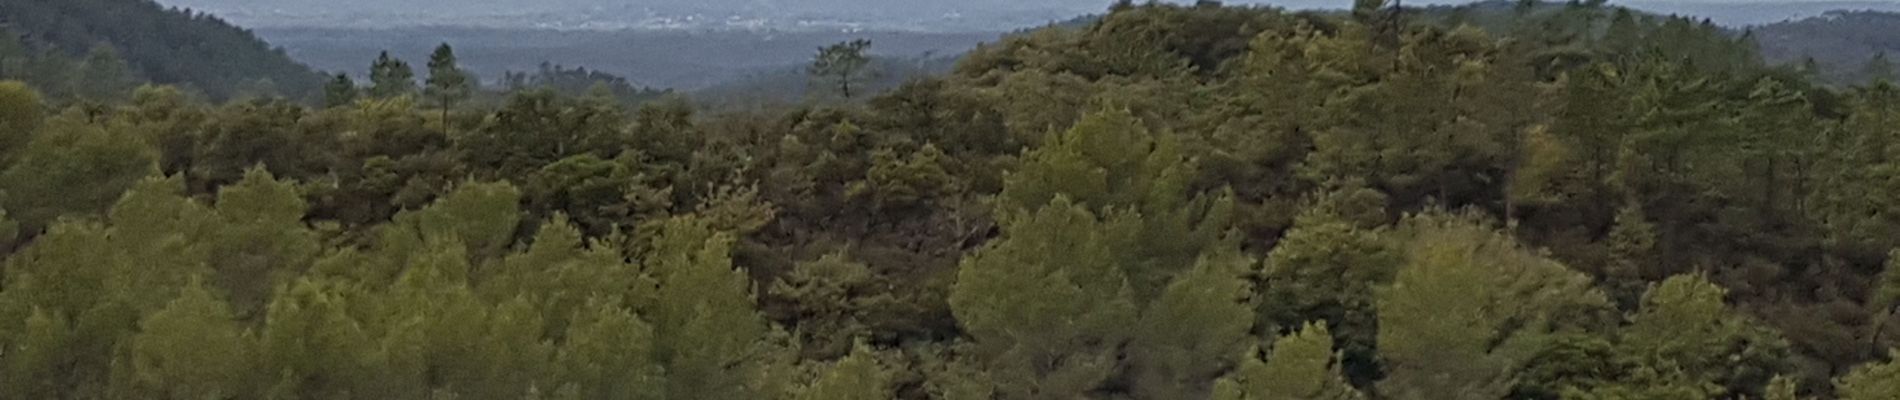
0, 81, 43, 164
123, 281, 256, 400
0, 3, 1896, 400
949, 197, 1139, 399
792, 346, 895, 400
0, 115, 158, 231
1212, 322, 1363, 400
1839, 350, 1900, 400
1376, 211, 1611, 400
810, 39, 873, 99
324, 73, 360, 108
647, 217, 769, 400
1127, 249, 1255, 400
371, 52, 418, 99
998, 108, 1232, 298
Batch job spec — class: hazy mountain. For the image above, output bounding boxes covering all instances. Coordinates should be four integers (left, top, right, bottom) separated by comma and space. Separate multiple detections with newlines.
154, 0, 1900, 30
1756, 10, 1900, 83
0, 0, 324, 99
264, 27, 996, 89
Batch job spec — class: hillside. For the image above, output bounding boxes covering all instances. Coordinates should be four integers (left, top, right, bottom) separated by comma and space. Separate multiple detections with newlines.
1757, 10, 1900, 84
0, 0, 322, 99
10, 2, 1900, 400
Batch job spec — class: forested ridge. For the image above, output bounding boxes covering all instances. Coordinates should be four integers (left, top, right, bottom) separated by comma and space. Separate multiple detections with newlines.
4, 1, 1900, 399
0, 0, 323, 100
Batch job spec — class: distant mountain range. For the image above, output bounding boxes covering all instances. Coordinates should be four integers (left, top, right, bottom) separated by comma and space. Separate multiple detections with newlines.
152, 0, 1900, 31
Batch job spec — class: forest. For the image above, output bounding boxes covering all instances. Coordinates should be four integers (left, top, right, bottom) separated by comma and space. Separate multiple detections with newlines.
4, 0, 1900, 399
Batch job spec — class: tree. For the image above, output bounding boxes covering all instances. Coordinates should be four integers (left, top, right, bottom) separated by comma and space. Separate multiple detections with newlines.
1375, 212, 1611, 400
810, 39, 873, 99
123, 281, 257, 400
1128, 249, 1257, 400
370, 51, 417, 99
324, 73, 359, 108
998, 108, 1232, 299
425, 43, 472, 132
647, 217, 769, 400
1599, 274, 1790, 398
0, 81, 43, 165
1839, 351, 1900, 400
1212, 322, 1363, 400
74, 44, 137, 102
792, 346, 894, 400
0, 117, 158, 232
1865, 52, 1897, 84
550, 299, 664, 400
1255, 195, 1399, 382
949, 197, 1139, 399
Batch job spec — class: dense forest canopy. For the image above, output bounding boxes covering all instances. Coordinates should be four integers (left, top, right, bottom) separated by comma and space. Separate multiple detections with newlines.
6, 1, 1900, 400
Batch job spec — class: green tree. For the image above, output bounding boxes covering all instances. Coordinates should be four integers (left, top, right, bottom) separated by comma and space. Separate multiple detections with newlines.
1127, 249, 1255, 400
1375, 212, 1611, 400
0, 117, 158, 232
425, 43, 472, 131
324, 73, 359, 108
74, 44, 137, 102
0, 81, 43, 165
1838, 351, 1900, 400
1605, 274, 1790, 398
647, 217, 769, 400
792, 346, 895, 400
1211, 322, 1363, 400
370, 51, 417, 99
551, 299, 664, 400
948, 197, 1138, 399
123, 281, 257, 400
809, 39, 873, 99
998, 108, 1232, 299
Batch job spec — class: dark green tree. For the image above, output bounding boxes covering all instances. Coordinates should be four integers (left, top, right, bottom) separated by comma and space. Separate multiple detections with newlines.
809, 39, 873, 99
323, 73, 359, 108
370, 51, 417, 99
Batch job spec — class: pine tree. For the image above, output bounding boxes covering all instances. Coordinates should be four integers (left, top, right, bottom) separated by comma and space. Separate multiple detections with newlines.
551, 299, 664, 400
259, 278, 377, 399
124, 281, 257, 400
74, 44, 136, 102
809, 39, 872, 99
949, 197, 1139, 399
0, 116, 158, 232
1255, 198, 1398, 382
1838, 351, 1900, 400
0, 81, 42, 165
370, 51, 417, 99
1612, 274, 1790, 398
1375, 211, 1611, 400
792, 346, 894, 400
324, 73, 359, 108
1212, 322, 1363, 400
647, 217, 768, 400
998, 108, 1232, 299
425, 43, 471, 132
1127, 249, 1256, 400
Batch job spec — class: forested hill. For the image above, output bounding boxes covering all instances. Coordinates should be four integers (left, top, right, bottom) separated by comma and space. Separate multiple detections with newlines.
0, 0, 323, 100
10, 1, 1900, 400
1757, 11, 1900, 84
